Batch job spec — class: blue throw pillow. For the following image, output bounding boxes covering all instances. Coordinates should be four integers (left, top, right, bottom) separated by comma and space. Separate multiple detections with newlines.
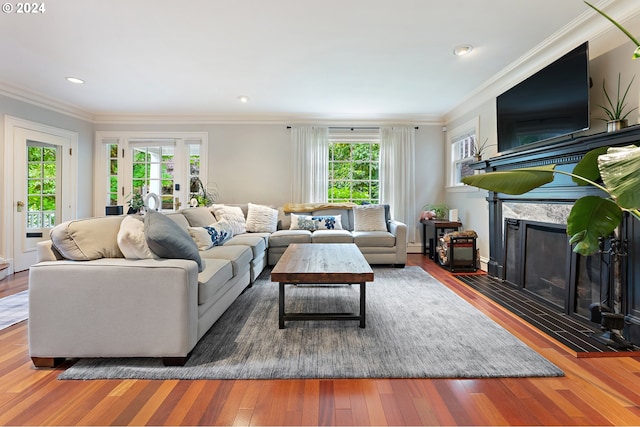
144, 210, 204, 272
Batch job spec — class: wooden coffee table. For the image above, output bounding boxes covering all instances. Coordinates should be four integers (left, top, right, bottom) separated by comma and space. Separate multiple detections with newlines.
271, 243, 374, 328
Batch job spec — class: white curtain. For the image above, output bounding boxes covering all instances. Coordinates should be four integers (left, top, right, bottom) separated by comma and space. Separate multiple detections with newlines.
380, 126, 416, 243
291, 126, 329, 203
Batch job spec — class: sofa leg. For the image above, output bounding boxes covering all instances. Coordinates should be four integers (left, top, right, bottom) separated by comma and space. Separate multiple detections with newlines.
31, 357, 65, 368
162, 355, 190, 366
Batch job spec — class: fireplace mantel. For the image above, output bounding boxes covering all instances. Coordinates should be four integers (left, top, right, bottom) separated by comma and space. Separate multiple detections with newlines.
474, 126, 640, 345
475, 125, 640, 172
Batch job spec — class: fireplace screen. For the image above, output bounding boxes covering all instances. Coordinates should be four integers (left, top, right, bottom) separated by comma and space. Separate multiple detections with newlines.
523, 223, 568, 309
504, 218, 609, 318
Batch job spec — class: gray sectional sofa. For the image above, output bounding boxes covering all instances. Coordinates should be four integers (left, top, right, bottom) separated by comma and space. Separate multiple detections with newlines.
28, 203, 407, 367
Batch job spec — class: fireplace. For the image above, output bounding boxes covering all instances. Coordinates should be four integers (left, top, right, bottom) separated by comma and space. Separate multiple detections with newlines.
476, 126, 640, 346
503, 217, 610, 321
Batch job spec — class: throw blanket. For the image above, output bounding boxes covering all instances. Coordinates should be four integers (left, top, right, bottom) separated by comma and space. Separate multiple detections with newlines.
283, 202, 357, 213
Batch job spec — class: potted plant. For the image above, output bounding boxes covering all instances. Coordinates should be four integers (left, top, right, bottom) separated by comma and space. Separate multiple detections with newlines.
599, 73, 637, 132
461, 145, 640, 256
471, 137, 495, 161
189, 177, 219, 207
126, 192, 145, 214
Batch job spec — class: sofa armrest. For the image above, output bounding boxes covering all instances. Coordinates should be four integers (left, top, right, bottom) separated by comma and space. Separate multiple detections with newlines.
388, 219, 407, 241
28, 258, 200, 359
388, 219, 408, 265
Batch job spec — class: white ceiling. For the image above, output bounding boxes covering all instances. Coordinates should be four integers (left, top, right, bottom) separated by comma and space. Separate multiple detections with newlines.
0, 0, 634, 123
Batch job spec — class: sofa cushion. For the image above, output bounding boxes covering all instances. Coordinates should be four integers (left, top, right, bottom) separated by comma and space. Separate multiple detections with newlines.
353, 204, 388, 231
117, 215, 155, 259
245, 203, 278, 233
210, 205, 246, 235
50, 216, 124, 261
144, 210, 204, 272
181, 206, 216, 227
198, 259, 234, 305
224, 234, 267, 258
352, 230, 396, 247
269, 230, 312, 247
200, 244, 252, 275
311, 230, 353, 244
188, 219, 233, 250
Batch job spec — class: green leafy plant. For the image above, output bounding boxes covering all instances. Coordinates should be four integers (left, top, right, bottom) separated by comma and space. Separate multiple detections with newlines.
461, 145, 640, 256
189, 177, 219, 207
599, 73, 637, 121
585, 1, 640, 59
422, 203, 449, 220
126, 192, 145, 212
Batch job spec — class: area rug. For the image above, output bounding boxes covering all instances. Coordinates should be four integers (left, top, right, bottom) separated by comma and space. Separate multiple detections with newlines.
58, 267, 563, 380
0, 290, 29, 331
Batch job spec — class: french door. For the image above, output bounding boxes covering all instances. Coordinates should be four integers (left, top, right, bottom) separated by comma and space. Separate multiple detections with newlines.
5, 117, 76, 272
94, 132, 208, 216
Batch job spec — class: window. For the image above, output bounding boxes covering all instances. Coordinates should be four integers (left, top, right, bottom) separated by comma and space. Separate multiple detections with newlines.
130, 142, 175, 210
452, 134, 476, 185
27, 142, 58, 228
94, 132, 208, 214
448, 118, 479, 188
328, 131, 380, 204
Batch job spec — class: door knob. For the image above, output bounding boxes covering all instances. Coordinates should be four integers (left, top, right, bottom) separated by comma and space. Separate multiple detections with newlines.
16, 201, 24, 212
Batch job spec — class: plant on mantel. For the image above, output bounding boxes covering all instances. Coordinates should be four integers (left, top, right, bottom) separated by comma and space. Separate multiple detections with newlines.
599, 73, 637, 131
460, 3, 640, 257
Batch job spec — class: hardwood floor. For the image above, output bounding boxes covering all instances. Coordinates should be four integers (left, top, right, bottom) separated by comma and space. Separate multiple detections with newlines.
1, 255, 640, 426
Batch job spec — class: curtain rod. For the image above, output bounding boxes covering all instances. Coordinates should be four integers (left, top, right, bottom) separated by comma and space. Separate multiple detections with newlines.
286, 126, 419, 130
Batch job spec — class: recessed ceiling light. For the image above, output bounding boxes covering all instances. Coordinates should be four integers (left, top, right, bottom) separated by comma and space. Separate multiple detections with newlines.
238, 96, 249, 103
453, 45, 473, 56
66, 77, 85, 84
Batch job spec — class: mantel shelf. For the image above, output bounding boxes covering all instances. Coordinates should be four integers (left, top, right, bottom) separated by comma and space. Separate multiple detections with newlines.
472, 125, 640, 171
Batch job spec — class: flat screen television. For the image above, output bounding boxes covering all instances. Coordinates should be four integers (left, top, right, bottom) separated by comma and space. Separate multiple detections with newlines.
496, 42, 590, 153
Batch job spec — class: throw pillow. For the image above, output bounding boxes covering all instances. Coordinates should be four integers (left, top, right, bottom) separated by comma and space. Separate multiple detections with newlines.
117, 215, 155, 259
50, 216, 124, 260
289, 214, 343, 230
289, 213, 318, 231
245, 203, 278, 233
188, 219, 234, 250
144, 210, 204, 272
210, 205, 247, 235
353, 204, 388, 231
181, 206, 216, 227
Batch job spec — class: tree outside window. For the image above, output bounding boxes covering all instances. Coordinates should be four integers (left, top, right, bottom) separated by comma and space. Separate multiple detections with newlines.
328, 142, 379, 204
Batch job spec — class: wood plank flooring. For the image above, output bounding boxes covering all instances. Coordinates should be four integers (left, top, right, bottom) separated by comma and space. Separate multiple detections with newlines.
1, 255, 640, 425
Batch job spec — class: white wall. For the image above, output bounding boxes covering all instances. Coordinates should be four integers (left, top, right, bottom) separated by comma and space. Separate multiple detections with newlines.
413, 125, 446, 250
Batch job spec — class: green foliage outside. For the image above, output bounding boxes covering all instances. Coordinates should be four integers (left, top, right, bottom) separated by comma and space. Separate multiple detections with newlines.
27, 146, 57, 228
132, 147, 175, 210
328, 142, 380, 204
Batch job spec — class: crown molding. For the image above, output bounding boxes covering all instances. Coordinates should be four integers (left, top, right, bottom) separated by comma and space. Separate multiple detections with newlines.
0, 82, 94, 122
92, 113, 444, 127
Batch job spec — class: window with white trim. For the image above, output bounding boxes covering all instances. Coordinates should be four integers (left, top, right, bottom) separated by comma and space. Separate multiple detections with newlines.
328, 129, 380, 204
448, 118, 479, 188
452, 133, 476, 185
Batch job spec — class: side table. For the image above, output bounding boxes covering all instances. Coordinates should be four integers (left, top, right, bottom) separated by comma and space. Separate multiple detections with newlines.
420, 219, 462, 260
